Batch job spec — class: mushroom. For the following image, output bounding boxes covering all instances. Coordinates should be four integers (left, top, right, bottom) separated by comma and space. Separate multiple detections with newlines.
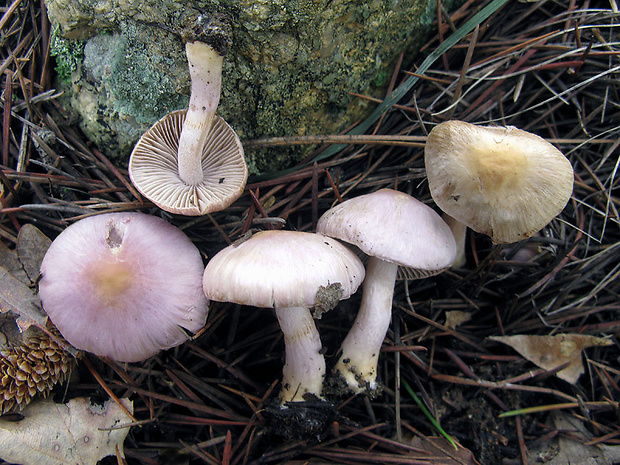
441, 213, 468, 268
38, 212, 209, 362
202, 230, 365, 404
129, 14, 247, 215
424, 120, 574, 247
317, 188, 457, 394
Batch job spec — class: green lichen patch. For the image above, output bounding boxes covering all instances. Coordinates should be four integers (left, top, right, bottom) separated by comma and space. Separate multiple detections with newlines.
50, 25, 85, 83
84, 22, 187, 124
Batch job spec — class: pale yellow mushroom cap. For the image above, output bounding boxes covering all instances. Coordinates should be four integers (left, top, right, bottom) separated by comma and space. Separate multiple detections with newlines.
425, 121, 574, 244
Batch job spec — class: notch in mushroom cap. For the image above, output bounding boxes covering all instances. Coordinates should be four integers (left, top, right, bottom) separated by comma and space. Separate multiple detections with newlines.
424, 120, 574, 244
202, 230, 365, 404
317, 188, 457, 394
129, 13, 247, 216
38, 212, 209, 362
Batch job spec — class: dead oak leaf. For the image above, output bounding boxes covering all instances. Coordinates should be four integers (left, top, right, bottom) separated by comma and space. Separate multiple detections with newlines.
0, 265, 47, 331
528, 411, 620, 464
445, 310, 472, 330
17, 223, 52, 285
489, 334, 612, 384
0, 240, 29, 286
0, 224, 52, 332
0, 397, 133, 465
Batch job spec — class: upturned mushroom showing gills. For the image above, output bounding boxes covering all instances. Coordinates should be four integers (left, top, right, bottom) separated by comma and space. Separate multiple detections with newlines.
202, 230, 365, 404
317, 189, 457, 394
38, 212, 209, 362
129, 14, 247, 215
424, 120, 574, 245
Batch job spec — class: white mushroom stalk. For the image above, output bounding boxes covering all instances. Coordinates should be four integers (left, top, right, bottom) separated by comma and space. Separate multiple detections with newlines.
442, 213, 467, 268
317, 189, 457, 395
177, 41, 223, 185
202, 230, 365, 405
128, 14, 247, 216
333, 257, 398, 392
275, 306, 326, 402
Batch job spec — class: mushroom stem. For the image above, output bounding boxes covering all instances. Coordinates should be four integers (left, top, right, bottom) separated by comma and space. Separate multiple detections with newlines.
334, 256, 398, 393
275, 306, 326, 403
443, 213, 467, 268
177, 41, 223, 186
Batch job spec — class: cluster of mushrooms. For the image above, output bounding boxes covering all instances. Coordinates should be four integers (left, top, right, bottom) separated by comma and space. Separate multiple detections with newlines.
36, 14, 575, 408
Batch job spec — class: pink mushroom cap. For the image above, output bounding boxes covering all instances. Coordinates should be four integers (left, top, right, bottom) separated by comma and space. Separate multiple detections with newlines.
317, 188, 457, 276
38, 212, 209, 362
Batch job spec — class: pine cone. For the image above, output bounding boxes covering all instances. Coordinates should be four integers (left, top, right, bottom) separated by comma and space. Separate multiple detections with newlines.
0, 328, 78, 414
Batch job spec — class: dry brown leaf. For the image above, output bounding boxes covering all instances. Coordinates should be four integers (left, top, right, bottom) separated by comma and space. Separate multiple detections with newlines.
0, 225, 52, 332
528, 411, 620, 464
0, 241, 29, 285
0, 226, 78, 413
0, 397, 133, 465
489, 334, 612, 384
0, 265, 47, 331
445, 310, 472, 330
17, 224, 52, 284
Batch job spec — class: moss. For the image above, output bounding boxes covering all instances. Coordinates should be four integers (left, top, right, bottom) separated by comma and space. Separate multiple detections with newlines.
50, 25, 85, 83
371, 69, 388, 88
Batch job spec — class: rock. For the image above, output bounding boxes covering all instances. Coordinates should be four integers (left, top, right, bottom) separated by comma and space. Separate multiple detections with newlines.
45, 0, 439, 173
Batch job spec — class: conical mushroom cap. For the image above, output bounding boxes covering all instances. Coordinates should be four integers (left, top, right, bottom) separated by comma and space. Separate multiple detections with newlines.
129, 109, 248, 216
425, 121, 574, 244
